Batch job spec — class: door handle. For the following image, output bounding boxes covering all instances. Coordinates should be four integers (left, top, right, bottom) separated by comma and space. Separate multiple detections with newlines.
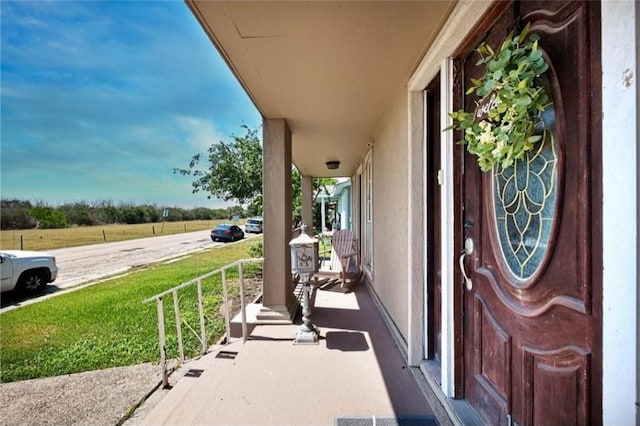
459, 237, 474, 290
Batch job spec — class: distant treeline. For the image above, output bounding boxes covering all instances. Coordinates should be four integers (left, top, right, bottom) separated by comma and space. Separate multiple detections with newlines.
0, 199, 247, 230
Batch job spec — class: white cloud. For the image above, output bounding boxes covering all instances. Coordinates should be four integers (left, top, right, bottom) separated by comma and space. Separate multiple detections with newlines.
176, 115, 226, 154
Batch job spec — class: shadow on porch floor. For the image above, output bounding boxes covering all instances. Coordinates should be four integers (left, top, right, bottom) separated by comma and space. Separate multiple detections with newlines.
139, 282, 438, 426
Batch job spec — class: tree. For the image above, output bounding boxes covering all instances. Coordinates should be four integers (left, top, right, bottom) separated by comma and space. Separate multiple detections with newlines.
59, 202, 97, 226
174, 125, 263, 208
29, 205, 68, 229
176, 124, 337, 224
0, 199, 234, 229
0, 199, 36, 230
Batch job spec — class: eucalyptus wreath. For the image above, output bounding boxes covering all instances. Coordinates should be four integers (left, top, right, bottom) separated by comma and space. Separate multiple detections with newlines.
447, 23, 551, 172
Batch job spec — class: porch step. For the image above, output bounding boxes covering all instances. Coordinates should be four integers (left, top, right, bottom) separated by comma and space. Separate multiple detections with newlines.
335, 415, 438, 426
229, 303, 262, 338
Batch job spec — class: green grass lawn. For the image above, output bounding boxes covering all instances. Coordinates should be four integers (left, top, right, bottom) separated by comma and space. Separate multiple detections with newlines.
0, 238, 263, 383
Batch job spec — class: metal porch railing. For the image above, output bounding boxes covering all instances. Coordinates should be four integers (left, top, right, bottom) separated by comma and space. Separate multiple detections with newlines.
142, 258, 264, 387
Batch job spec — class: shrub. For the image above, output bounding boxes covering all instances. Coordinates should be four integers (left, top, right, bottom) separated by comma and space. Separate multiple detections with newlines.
249, 241, 263, 258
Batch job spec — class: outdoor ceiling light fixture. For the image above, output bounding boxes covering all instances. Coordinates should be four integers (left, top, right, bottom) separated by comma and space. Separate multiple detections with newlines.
325, 160, 340, 170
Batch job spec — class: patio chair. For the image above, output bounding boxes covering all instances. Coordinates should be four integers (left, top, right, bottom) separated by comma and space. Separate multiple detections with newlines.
330, 229, 363, 289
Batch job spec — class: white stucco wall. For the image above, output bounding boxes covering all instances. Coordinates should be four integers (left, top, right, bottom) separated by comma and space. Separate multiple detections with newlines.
601, 1, 639, 424
371, 90, 411, 339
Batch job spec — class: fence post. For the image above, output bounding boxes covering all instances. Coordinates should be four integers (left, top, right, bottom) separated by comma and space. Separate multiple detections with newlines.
20, 235, 24, 250
156, 297, 169, 388
172, 290, 184, 363
239, 262, 248, 343
196, 279, 207, 355
222, 269, 231, 345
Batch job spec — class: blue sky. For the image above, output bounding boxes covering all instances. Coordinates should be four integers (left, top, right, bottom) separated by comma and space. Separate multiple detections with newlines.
1, 1, 261, 208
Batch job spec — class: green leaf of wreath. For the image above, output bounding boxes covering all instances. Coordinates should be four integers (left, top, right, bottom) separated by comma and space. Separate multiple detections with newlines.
445, 23, 551, 173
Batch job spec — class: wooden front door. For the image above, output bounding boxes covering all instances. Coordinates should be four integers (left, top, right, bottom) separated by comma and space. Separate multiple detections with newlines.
456, 1, 602, 425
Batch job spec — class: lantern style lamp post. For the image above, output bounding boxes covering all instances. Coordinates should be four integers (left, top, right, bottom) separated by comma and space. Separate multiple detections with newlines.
290, 224, 319, 344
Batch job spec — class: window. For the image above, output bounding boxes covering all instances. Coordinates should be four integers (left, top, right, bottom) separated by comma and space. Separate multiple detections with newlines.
492, 108, 557, 282
363, 150, 373, 273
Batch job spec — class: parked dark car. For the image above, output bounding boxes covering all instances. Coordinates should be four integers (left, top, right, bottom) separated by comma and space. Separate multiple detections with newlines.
210, 224, 244, 242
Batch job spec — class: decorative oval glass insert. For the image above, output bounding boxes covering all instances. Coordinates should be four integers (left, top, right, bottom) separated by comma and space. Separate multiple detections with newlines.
492, 108, 557, 282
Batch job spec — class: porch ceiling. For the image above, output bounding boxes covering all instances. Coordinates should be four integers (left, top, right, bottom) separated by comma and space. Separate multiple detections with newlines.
187, 1, 454, 177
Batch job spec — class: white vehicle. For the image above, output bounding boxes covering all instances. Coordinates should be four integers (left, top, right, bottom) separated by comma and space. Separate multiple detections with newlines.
0, 250, 59, 294
245, 217, 263, 233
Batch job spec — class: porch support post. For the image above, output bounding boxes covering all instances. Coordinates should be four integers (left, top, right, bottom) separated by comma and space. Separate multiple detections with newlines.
301, 175, 314, 232
257, 118, 298, 323
320, 194, 327, 232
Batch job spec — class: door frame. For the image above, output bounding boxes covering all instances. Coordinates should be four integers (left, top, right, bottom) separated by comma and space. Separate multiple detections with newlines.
422, 73, 443, 377
411, 57, 460, 396
439, 57, 459, 398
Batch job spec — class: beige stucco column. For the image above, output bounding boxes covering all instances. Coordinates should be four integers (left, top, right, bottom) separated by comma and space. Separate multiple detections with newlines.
301, 175, 314, 232
257, 118, 298, 323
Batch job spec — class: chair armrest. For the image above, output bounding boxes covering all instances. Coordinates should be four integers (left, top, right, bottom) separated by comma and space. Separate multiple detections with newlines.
340, 251, 359, 259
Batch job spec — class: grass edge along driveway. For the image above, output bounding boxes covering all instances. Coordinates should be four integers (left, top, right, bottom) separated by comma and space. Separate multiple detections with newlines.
0, 238, 262, 383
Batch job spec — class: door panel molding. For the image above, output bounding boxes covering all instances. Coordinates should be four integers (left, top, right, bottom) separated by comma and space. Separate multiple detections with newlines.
477, 267, 586, 316
473, 296, 512, 404
521, 346, 590, 426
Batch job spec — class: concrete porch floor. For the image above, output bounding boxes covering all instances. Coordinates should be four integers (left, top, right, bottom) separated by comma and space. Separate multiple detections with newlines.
139, 282, 441, 426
